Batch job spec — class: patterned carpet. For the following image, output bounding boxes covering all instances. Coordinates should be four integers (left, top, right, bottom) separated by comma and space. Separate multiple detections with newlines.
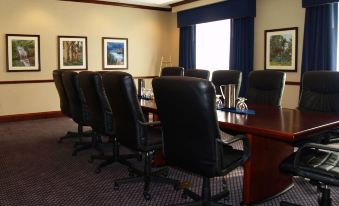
0, 117, 338, 206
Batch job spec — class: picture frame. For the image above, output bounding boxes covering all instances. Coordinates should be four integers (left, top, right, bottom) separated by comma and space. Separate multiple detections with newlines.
102, 37, 128, 70
264, 27, 298, 72
6, 34, 41, 72
58, 36, 88, 70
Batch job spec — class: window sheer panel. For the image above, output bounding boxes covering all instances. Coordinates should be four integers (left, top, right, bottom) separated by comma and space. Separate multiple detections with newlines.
196, 19, 230, 74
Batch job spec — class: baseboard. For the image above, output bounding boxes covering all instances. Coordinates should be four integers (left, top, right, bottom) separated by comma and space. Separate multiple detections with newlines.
0, 111, 64, 123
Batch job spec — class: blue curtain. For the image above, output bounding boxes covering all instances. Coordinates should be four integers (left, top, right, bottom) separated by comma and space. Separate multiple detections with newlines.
301, 3, 338, 74
179, 25, 196, 71
230, 17, 255, 96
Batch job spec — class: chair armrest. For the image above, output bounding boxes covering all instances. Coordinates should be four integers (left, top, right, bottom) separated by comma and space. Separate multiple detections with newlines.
329, 128, 339, 134
138, 121, 161, 127
294, 143, 339, 170
217, 134, 245, 145
217, 134, 250, 166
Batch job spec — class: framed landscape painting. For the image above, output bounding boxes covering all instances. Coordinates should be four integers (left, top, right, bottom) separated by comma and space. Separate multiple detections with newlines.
6, 34, 40, 72
102, 37, 128, 70
58, 36, 87, 70
264, 27, 298, 72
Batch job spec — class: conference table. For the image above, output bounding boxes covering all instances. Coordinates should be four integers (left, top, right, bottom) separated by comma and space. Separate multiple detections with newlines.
140, 99, 339, 204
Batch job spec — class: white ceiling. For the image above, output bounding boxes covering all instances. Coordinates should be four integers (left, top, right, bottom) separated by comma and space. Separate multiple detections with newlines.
96, 0, 185, 8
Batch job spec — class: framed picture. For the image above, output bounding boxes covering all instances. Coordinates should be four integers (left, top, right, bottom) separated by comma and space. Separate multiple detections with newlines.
6, 34, 40, 72
58, 36, 87, 70
102, 37, 128, 70
264, 27, 298, 72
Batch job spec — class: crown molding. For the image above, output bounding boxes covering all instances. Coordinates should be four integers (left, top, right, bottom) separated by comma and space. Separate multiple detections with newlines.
59, 0, 171, 11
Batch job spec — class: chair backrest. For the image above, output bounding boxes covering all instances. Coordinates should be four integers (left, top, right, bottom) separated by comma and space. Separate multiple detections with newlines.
299, 71, 339, 115
184, 69, 210, 80
79, 71, 113, 135
53, 70, 71, 117
246, 70, 286, 107
152, 76, 221, 177
160, 67, 184, 76
102, 71, 146, 151
62, 71, 89, 125
211, 70, 242, 96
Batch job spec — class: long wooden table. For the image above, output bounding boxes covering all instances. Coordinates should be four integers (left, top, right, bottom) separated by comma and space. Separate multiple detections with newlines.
140, 100, 339, 204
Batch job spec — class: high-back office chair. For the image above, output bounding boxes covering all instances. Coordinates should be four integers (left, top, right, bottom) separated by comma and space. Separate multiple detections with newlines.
184, 69, 210, 80
294, 71, 339, 146
53, 70, 78, 143
101, 71, 178, 200
160, 66, 184, 76
79, 71, 138, 173
211, 70, 242, 96
153, 76, 250, 205
62, 71, 97, 156
280, 143, 339, 206
246, 70, 286, 107
299, 71, 339, 115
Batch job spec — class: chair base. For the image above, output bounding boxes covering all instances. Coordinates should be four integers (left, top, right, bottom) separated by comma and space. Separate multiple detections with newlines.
72, 132, 102, 156
113, 150, 180, 200
280, 184, 332, 206
89, 138, 140, 173
176, 177, 231, 206
280, 201, 301, 206
58, 125, 92, 143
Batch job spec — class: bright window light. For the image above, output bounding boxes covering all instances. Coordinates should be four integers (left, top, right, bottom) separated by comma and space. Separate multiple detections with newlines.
337, 8, 339, 70
196, 19, 231, 75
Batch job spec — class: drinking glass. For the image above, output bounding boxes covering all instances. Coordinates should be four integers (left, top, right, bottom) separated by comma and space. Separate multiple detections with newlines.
236, 97, 248, 111
216, 95, 223, 109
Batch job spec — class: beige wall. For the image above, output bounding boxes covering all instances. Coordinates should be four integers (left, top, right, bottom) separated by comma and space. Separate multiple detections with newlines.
0, 0, 179, 115
254, 0, 305, 108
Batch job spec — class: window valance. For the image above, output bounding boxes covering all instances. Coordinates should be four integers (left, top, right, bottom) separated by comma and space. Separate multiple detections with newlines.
303, 0, 339, 8
177, 0, 256, 28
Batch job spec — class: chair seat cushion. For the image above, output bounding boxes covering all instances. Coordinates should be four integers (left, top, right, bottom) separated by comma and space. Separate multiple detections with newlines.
281, 148, 339, 186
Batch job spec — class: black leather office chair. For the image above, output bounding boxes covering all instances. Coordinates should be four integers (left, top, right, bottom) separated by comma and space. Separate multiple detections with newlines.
280, 143, 339, 206
153, 76, 250, 205
79, 71, 138, 173
294, 71, 339, 146
184, 69, 210, 80
53, 70, 90, 143
246, 70, 286, 107
299, 71, 339, 115
62, 71, 98, 156
102, 71, 178, 200
211, 70, 242, 96
160, 66, 184, 76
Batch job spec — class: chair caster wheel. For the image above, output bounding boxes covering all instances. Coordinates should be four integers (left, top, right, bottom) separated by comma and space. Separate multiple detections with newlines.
58, 139, 62, 144
72, 151, 77, 156
181, 192, 188, 199
143, 192, 151, 200
113, 182, 119, 191
128, 171, 135, 177
162, 170, 169, 177
174, 183, 180, 191
137, 155, 142, 161
95, 168, 101, 174
88, 158, 93, 163
128, 168, 135, 176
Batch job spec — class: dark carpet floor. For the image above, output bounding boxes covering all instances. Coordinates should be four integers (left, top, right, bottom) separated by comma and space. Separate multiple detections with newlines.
0, 117, 338, 206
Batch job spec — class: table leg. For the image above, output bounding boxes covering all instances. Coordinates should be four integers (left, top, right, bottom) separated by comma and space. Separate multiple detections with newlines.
243, 134, 293, 204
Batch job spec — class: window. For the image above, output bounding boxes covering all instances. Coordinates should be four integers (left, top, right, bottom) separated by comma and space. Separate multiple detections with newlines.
337, 9, 339, 70
196, 19, 231, 75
